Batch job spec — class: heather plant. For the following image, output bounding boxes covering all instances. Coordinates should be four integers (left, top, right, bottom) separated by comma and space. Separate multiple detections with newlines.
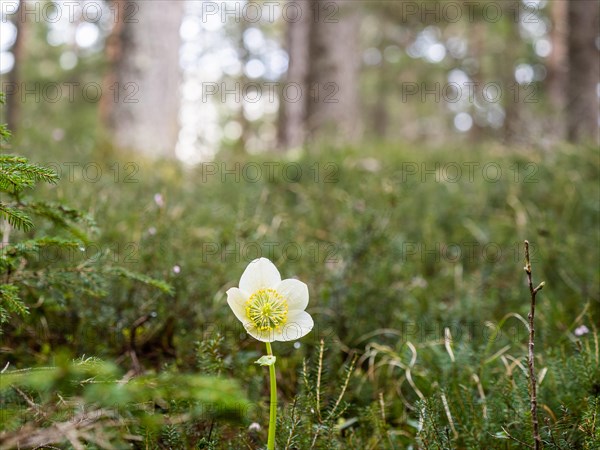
2, 86, 598, 446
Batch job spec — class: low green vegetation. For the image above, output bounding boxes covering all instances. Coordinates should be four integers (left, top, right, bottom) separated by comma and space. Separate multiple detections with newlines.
1, 108, 598, 448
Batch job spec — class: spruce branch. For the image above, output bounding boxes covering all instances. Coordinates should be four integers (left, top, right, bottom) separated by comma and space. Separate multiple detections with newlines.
0, 202, 33, 231
524, 240, 545, 450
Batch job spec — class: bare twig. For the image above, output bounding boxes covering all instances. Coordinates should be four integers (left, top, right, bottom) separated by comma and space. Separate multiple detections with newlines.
0, 409, 118, 449
11, 386, 45, 418
128, 313, 151, 375
472, 374, 488, 419
497, 426, 534, 449
524, 240, 545, 450
315, 339, 324, 422
441, 391, 458, 439
378, 392, 386, 423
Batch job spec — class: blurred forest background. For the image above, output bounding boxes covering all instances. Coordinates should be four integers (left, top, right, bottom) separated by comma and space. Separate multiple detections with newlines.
1, 0, 598, 158
0, 1, 599, 449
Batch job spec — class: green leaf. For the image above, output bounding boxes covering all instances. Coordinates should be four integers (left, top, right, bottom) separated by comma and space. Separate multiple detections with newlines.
255, 355, 277, 366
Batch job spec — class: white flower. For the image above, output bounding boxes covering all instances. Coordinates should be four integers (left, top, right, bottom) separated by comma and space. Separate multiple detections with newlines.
226, 257, 313, 342
574, 325, 589, 337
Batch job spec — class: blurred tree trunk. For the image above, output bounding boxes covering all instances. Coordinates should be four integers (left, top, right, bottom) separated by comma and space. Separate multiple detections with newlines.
237, 19, 252, 154
567, 0, 599, 143
468, 19, 486, 142
101, 0, 184, 157
546, 0, 568, 136
373, 56, 389, 137
278, 0, 311, 149
6, 0, 27, 133
307, 0, 362, 143
501, 1, 525, 144
278, 0, 362, 149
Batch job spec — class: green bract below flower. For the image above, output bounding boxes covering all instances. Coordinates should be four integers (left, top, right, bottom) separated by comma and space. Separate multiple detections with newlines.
227, 258, 313, 342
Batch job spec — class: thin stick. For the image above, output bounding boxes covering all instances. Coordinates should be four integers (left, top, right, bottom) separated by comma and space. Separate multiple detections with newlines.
12, 386, 44, 417
499, 426, 534, 449
524, 240, 545, 450
315, 339, 324, 422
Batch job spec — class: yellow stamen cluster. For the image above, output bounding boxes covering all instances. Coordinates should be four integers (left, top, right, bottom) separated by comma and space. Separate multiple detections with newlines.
246, 288, 288, 331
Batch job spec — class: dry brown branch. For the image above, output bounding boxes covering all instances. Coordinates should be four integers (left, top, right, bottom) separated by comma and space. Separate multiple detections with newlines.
524, 240, 545, 450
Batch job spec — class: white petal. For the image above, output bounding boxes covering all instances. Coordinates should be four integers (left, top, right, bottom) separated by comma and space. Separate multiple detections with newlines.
276, 279, 309, 311
275, 311, 314, 342
244, 324, 276, 342
239, 258, 281, 293
226, 287, 250, 324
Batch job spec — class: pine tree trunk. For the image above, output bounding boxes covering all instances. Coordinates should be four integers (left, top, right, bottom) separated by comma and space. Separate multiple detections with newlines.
101, 0, 184, 157
547, 0, 568, 121
277, 0, 312, 149
468, 20, 486, 142
6, 0, 27, 133
501, 1, 525, 143
544, 0, 568, 140
567, 0, 600, 143
278, 0, 362, 149
307, 0, 361, 143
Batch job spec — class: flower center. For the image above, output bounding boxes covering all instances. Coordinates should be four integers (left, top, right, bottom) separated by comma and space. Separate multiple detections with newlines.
245, 288, 288, 331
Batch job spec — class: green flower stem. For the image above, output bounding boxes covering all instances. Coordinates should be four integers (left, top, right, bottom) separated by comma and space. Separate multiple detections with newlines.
265, 342, 277, 450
